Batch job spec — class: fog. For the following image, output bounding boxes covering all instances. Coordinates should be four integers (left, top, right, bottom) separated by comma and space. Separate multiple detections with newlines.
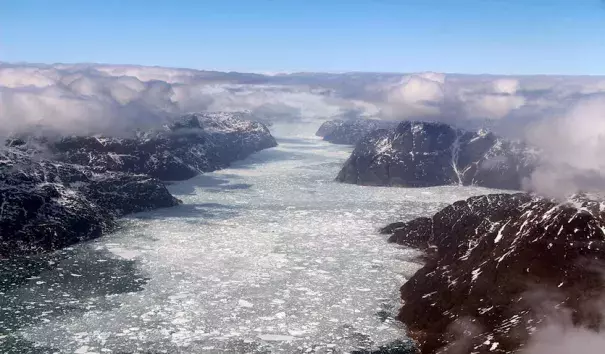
523, 321, 605, 354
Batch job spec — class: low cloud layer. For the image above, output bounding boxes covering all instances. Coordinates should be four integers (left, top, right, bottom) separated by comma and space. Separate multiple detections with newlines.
523, 96, 605, 198
3, 63, 605, 138
518, 280, 605, 354
380, 73, 605, 134
0, 63, 377, 138
4, 63, 605, 199
523, 323, 605, 354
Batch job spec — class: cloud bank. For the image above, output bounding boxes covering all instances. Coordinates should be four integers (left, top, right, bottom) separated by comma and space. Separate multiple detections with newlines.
0, 63, 377, 138
4, 62, 605, 198
3, 63, 605, 137
523, 95, 605, 198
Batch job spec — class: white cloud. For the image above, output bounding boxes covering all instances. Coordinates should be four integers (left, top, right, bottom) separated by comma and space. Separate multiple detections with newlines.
462, 91, 526, 120
523, 324, 605, 354
387, 72, 445, 105
524, 96, 605, 198
2, 62, 605, 153
381, 72, 446, 119
492, 78, 520, 95
0, 67, 57, 88
0, 64, 384, 137
92, 65, 198, 84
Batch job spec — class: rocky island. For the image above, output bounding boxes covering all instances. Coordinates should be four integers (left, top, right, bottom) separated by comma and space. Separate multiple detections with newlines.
316, 118, 398, 145
336, 121, 536, 190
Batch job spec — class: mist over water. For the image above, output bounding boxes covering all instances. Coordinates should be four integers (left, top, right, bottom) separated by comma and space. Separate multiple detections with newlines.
0, 126, 502, 353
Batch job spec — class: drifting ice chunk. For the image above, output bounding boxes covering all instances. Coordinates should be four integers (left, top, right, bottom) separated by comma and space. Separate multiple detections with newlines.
238, 299, 254, 308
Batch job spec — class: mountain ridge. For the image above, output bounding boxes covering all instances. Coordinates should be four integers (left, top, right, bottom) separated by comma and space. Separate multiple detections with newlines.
335, 120, 536, 190
1, 112, 278, 256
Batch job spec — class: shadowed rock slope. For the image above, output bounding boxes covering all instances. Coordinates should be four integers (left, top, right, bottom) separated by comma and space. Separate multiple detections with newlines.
337, 121, 536, 190
18, 112, 278, 181
316, 119, 398, 145
1, 112, 277, 256
0, 147, 180, 256
381, 193, 605, 354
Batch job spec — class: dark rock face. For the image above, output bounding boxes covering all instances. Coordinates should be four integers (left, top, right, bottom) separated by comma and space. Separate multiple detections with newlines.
0, 148, 180, 256
50, 112, 278, 181
382, 193, 605, 354
316, 119, 398, 145
316, 120, 344, 138
0, 112, 275, 256
336, 121, 535, 190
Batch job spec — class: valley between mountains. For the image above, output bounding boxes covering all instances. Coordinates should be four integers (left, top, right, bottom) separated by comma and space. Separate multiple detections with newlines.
1, 115, 604, 354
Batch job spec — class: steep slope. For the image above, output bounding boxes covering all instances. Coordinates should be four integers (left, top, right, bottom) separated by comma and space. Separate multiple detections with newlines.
316, 119, 398, 145
1, 112, 276, 256
44, 112, 278, 181
337, 121, 535, 190
381, 193, 605, 354
0, 147, 180, 256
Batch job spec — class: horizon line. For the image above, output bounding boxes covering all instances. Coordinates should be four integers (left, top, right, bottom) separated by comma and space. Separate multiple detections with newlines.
2, 60, 605, 78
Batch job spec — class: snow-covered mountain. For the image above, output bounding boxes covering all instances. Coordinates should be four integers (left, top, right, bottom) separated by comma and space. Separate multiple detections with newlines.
336, 121, 536, 190
381, 193, 605, 354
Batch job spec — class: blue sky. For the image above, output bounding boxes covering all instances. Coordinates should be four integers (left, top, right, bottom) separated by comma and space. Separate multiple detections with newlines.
1, 0, 604, 75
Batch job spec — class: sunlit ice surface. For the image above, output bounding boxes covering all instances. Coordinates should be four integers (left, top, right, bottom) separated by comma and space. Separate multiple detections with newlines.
0, 124, 504, 353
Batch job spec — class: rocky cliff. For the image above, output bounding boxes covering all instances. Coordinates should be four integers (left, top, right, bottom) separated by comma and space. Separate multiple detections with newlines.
316, 119, 398, 145
337, 121, 535, 190
0, 147, 180, 256
1, 112, 277, 256
381, 193, 605, 354
45, 112, 278, 181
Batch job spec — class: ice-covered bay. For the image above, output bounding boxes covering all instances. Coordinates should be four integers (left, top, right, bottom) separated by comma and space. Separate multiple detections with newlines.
1, 127, 501, 353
